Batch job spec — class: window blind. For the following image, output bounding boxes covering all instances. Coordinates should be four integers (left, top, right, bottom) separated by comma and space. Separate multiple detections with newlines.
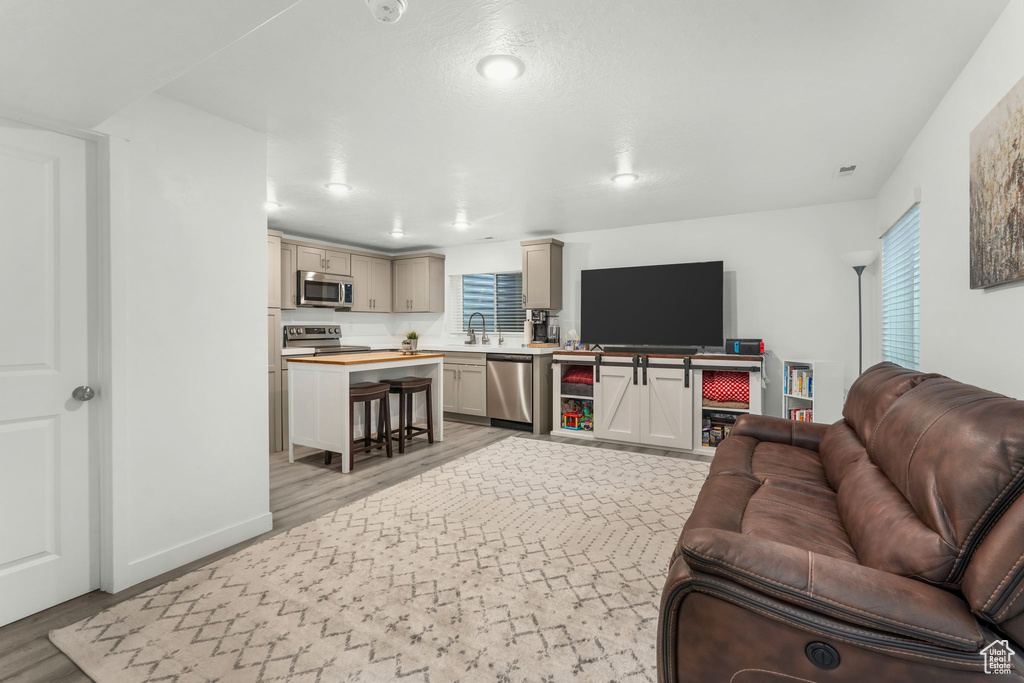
882, 205, 920, 370
447, 272, 527, 334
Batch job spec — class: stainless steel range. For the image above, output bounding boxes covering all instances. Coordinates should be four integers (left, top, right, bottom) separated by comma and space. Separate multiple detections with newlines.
283, 325, 371, 355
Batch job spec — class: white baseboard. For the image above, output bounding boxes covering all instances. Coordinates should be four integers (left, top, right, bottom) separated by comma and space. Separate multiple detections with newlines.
118, 512, 273, 591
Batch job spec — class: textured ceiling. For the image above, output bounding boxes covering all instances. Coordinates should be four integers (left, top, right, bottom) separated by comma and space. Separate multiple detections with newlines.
0, 0, 300, 128
157, 0, 1009, 250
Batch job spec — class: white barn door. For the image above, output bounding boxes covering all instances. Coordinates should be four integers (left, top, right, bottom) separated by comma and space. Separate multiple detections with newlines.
0, 119, 98, 626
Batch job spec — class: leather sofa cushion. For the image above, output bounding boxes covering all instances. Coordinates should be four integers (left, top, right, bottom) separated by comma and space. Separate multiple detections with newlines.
822, 421, 959, 583
680, 434, 858, 564
841, 362, 946, 448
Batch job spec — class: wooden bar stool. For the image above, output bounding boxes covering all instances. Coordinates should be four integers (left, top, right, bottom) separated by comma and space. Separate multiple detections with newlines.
325, 381, 392, 467
383, 376, 434, 454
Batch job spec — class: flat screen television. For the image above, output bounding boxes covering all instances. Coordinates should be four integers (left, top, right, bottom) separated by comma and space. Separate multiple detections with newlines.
580, 261, 723, 347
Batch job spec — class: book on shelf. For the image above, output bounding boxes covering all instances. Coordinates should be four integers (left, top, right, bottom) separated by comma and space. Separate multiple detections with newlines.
784, 364, 813, 398
788, 408, 813, 422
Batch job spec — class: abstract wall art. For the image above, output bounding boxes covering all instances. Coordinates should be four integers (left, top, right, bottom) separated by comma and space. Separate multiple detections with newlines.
970, 73, 1024, 289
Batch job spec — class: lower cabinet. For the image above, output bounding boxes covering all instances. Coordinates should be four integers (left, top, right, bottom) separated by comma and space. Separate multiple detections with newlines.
594, 363, 693, 449
269, 369, 281, 452
443, 360, 487, 417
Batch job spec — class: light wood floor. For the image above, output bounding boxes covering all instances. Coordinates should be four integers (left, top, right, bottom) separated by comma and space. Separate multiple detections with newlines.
0, 421, 709, 682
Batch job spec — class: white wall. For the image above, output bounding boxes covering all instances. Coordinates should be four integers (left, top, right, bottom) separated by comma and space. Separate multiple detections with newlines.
98, 94, 271, 591
875, 0, 1024, 398
441, 200, 879, 417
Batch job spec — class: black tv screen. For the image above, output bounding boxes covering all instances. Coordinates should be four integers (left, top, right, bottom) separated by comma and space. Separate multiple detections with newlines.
580, 261, 723, 347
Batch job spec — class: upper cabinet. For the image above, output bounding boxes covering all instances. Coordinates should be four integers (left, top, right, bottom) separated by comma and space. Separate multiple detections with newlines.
295, 246, 351, 276
522, 238, 563, 310
280, 242, 297, 310
393, 255, 445, 313
351, 254, 392, 312
267, 232, 281, 309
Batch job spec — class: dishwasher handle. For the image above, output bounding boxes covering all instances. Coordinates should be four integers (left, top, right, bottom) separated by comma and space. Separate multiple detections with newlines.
486, 354, 532, 363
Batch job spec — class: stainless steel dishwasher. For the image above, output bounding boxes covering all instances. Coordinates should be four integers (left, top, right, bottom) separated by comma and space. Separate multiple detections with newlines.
486, 353, 533, 424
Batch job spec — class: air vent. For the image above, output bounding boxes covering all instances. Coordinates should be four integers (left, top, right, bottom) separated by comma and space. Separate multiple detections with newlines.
834, 164, 857, 179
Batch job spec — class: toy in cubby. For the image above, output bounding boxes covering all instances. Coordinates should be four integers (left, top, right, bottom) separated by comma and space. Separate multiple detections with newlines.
561, 398, 594, 431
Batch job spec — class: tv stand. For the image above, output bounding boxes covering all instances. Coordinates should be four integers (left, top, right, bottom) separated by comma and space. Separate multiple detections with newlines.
550, 351, 763, 454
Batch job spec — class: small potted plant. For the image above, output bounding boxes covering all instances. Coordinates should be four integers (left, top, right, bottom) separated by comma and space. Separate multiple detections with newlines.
405, 330, 419, 353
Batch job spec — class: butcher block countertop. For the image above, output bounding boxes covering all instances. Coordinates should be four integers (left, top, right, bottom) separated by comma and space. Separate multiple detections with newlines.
286, 352, 445, 366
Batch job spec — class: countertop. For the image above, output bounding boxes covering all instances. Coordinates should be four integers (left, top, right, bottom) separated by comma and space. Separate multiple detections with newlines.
281, 343, 559, 358
286, 351, 445, 366
415, 344, 556, 355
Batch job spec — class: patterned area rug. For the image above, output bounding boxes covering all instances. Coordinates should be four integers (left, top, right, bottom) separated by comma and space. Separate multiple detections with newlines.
50, 437, 709, 682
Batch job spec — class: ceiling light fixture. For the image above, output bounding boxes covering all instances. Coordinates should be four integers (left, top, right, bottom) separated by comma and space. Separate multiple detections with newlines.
325, 182, 351, 194
366, 0, 407, 23
452, 220, 470, 230
265, 201, 281, 211
477, 54, 525, 81
390, 230, 404, 239
611, 173, 639, 186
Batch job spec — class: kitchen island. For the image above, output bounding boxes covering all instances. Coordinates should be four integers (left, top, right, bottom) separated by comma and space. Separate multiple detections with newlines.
286, 352, 445, 472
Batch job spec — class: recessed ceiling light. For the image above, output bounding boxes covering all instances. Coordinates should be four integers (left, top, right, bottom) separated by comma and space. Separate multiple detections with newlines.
477, 55, 525, 81
611, 173, 639, 186
265, 201, 281, 211
325, 182, 351, 194
390, 230, 404, 239
452, 220, 470, 230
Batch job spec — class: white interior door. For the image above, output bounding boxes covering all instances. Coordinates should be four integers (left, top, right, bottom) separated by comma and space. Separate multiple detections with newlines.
0, 120, 97, 626
641, 367, 693, 449
594, 364, 640, 442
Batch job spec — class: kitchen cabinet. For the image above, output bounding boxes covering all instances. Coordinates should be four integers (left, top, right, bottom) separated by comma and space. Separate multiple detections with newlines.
392, 254, 445, 312
297, 245, 326, 272
521, 238, 563, 310
457, 364, 487, 416
267, 233, 281, 309
325, 249, 350, 276
593, 362, 693, 449
442, 353, 487, 417
280, 241, 297, 309
295, 246, 351, 275
351, 254, 392, 312
442, 365, 458, 412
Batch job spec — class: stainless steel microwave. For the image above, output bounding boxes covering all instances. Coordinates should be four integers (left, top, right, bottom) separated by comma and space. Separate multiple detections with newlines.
297, 271, 353, 308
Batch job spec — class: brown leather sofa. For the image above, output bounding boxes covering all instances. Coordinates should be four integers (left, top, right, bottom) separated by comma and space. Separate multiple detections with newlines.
659, 362, 1024, 681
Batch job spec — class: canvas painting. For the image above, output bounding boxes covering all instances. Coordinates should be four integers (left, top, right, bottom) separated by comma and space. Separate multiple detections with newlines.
970, 74, 1024, 289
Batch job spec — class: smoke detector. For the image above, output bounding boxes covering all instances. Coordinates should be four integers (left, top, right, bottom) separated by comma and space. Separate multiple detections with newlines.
834, 164, 858, 179
366, 0, 407, 23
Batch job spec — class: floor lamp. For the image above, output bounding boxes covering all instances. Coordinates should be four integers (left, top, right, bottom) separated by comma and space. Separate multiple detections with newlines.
841, 250, 877, 376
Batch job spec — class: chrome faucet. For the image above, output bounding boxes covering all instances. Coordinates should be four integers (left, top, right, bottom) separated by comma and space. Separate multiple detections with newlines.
466, 311, 490, 345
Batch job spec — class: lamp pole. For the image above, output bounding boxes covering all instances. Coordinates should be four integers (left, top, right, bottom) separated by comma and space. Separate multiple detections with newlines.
853, 265, 866, 375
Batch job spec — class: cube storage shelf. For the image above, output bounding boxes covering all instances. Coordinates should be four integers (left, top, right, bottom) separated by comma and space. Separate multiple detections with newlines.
782, 359, 843, 424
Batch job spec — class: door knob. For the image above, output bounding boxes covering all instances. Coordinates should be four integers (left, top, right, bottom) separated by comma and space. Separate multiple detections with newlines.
72, 386, 95, 401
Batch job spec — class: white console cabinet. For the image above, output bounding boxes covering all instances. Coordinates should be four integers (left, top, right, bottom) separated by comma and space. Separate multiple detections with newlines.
553, 352, 762, 454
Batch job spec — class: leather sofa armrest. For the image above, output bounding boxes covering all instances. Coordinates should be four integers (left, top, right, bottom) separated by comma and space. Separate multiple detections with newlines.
680, 527, 983, 651
731, 413, 830, 451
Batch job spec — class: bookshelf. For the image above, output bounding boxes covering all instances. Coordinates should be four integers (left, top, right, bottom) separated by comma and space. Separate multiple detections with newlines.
782, 360, 843, 424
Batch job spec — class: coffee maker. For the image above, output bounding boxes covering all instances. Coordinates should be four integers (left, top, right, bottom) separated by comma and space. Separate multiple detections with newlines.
530, 309, 550, 343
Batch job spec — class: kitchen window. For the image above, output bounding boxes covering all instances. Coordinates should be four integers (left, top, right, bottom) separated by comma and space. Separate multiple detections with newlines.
881, 204, 920, 369
448, 272, 527, 334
